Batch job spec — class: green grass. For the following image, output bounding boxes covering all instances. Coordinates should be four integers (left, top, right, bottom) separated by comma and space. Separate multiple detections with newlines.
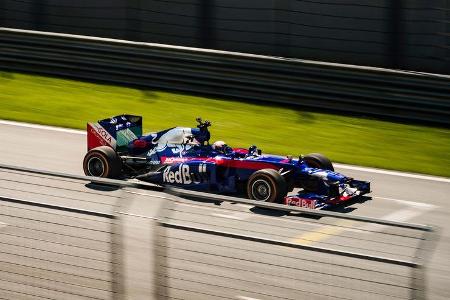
1, 71, 449, 177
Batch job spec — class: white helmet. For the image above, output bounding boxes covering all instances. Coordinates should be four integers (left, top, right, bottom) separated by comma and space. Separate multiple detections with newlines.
212, 140, 226, 151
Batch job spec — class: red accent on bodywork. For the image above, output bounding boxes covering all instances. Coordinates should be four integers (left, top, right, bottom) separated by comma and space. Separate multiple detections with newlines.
327, 195, 354, 205
219, 159, 278, 170
160, 156, 278, 170
133, 139, 148, 148
161, 156, 210, 164
87, 123, 109, 150
233, 148, 248, 155
339, 195, 352, 201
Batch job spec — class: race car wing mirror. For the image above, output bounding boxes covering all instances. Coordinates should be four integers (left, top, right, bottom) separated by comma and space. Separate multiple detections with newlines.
299, 155, 305, 164
248, 145, 261, 156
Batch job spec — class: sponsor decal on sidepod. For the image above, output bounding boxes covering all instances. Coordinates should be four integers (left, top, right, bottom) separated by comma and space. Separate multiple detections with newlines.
162, 164, 208, 184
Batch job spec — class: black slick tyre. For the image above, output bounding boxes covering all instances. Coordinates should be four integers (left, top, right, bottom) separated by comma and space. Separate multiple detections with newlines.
83, 146, 122, 178
304, 153, 334, 171
247, 169, 287, 203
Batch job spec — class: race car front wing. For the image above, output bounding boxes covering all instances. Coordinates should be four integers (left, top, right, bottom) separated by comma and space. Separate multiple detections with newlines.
284, 180, 370, 209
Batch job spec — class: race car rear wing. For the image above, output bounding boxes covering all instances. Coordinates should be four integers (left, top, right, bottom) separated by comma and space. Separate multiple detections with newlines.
87, 115, 142, 151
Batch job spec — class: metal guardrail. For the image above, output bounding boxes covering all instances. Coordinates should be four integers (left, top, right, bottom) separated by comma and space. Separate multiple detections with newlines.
159, 204, 432, 300
0, 163, 433, 231
0, 27, 449, 126
168, 187, 433, 231
0, 180, 119, 299
0, 164, 438, 299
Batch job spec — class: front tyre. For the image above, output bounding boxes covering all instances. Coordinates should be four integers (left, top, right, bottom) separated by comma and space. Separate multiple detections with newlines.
83, 146, 122, 178
304, 153, 334, 171
247, 169, 287, 203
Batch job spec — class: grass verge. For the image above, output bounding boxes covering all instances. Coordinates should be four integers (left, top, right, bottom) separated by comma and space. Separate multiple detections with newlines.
1, 71, 449, 177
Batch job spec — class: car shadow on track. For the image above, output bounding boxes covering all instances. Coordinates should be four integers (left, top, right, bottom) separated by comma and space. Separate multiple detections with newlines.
84, 182, 121, 192
249, 206, 288, 217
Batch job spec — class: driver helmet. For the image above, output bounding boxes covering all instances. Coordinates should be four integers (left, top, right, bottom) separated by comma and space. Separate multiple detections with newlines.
212, 140, 226, 152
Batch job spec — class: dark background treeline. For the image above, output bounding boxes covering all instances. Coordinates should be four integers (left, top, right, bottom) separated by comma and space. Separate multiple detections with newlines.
1, 0, 449, 74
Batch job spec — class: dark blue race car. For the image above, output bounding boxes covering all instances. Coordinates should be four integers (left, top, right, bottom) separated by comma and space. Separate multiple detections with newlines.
83, 115, 370, 209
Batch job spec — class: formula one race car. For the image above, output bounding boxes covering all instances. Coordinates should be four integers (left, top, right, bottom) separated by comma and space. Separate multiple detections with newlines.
83, 115, 370, 209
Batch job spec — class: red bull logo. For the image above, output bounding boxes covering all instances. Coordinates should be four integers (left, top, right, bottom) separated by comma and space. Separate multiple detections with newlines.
284, 196, 316, 209
162, 164, 208, 184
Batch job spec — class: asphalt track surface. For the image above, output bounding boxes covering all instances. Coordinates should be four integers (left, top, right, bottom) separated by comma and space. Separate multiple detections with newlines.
0, 121, 449, 299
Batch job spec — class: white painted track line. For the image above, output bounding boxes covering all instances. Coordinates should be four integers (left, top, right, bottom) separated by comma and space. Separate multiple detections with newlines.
360, 207, 434, 233
236, 296, 261, 300
334, 163, 450, 183
0, 119, 85, 135
1, 119, 449, 182
375, 197, 437, 209
0, 222, 8, 229
211, 213, 247, 220
359, 197, 437, 232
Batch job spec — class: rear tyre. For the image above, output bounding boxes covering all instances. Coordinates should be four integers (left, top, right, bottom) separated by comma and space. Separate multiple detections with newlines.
83, 146, 122, 178
247, 169, 287, 203
304, 153, 334, 171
